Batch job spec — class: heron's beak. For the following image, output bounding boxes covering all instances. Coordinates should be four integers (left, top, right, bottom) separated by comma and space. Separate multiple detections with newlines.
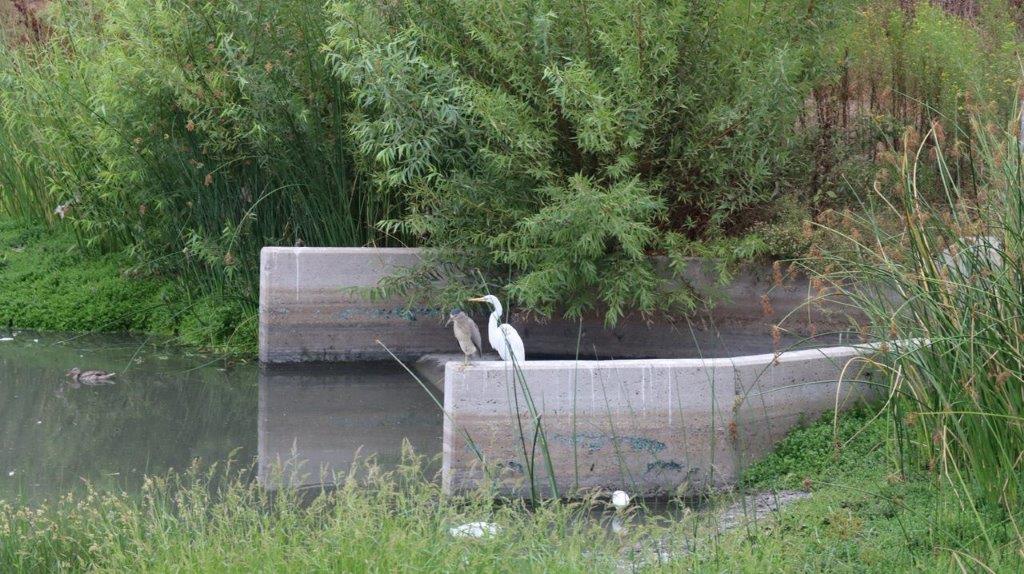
467, 297, 486, 302
444, 316, 452, 327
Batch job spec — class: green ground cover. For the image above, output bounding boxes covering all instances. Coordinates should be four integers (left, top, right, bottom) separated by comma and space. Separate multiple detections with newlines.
714, 411, 1021, 572
0, 219, 255, 355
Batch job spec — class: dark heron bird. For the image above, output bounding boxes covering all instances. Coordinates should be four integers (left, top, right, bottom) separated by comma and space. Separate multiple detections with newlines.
446, 309, 482, 366
65, 368, 116, 385
467, 295, 525, 363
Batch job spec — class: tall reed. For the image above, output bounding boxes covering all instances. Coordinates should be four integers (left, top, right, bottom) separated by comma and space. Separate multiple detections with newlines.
0, 0, 405, 304
810, 118, 1024, 533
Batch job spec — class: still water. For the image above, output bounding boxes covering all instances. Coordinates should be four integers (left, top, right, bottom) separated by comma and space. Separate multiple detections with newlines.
1, 327, 844, 505
0, 332, 441, 504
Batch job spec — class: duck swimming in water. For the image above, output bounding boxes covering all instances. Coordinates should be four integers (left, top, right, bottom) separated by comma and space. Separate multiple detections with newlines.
66, 368, 116, 385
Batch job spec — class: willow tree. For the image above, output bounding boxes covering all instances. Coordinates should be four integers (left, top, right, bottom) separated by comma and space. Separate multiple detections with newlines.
327, 0, 814, 322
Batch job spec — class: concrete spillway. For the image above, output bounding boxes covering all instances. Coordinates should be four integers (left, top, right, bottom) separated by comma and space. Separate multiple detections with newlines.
259, 247, 878, 496
438, 348, 876, 497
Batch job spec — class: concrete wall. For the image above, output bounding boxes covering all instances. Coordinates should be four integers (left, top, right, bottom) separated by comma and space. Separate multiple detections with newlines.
259, 247, 850, 363
260, 248, 434, 363
259, 246, 877, 496
442, 346, 876, 497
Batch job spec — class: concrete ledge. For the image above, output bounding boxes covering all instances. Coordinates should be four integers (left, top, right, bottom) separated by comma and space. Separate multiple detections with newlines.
260, 248, 435, 363
259, 247, 850, 363
258, 246, 878, 496
412, 354, 460, 393
441, 345, 877, 497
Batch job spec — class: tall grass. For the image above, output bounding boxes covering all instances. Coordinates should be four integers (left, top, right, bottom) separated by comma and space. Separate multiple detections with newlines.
810, 117, 1024, 539
3, 1, 1023, 331
0, 0, 405, 309
0, 453, 683, 573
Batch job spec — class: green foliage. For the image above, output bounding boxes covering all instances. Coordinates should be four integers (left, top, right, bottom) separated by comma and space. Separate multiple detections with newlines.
328, 0, 1024, 322
718, 457, 1017, 571
0, 218, 256, 355
836, 1, 1019, 124
811, 122, 1024, 552
804, 0, 1022, 202
0, 0, 402, 307
327, 0, 820, 322
3, 413, 1021, 572
742, 408, 888, 490
1, 1, 1022, 328
0, 454, 664, 572
0, 219, 161, 333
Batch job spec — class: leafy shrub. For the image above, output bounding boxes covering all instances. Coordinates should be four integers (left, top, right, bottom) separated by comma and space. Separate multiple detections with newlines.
327, 0, 821, 322
0, 0, 1021, 330
0, 0, 402, 295
328, 0, 1024, 322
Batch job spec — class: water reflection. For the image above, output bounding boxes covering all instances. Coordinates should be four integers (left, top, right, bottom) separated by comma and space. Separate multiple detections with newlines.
1, 328, 829, 505
258, 362, 443, 489
0, 333, 256, 503
1, 334, 445, 504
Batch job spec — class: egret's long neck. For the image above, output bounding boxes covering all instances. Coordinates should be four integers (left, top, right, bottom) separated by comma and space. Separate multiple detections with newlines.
488, 302, 503, 342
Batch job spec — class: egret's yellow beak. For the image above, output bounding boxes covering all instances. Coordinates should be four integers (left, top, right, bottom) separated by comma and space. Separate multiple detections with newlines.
467, 297, 486, 302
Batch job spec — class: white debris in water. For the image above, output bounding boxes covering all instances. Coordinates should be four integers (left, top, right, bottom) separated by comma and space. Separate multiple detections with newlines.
0, 338, 13, 342
6, 471, 13, 477
449, 521, 500, 539
36, 420, 42, 425
612, 490, 630, 510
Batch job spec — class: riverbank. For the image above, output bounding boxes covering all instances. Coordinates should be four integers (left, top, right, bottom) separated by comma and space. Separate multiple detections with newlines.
0, 219, 257, 357
2, 408, 1016, 572
0, 217, 1016, 570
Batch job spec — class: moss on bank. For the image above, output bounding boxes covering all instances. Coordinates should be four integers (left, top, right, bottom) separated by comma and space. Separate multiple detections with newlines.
699, 409, 1022, 572
0, 219, 256, 356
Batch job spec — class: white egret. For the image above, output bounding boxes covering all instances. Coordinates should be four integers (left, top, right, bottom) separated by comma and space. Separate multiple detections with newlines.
446, 308, 482, 366
467, 295, 525, 363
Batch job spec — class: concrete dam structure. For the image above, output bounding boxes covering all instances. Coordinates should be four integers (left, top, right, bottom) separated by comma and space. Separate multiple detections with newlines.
258, 246, 878, 496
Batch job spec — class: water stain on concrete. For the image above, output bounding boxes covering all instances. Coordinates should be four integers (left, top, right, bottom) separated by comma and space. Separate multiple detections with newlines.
549, 432, 667, 455
337, 307, 444, 321
645, 460, 683, 474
